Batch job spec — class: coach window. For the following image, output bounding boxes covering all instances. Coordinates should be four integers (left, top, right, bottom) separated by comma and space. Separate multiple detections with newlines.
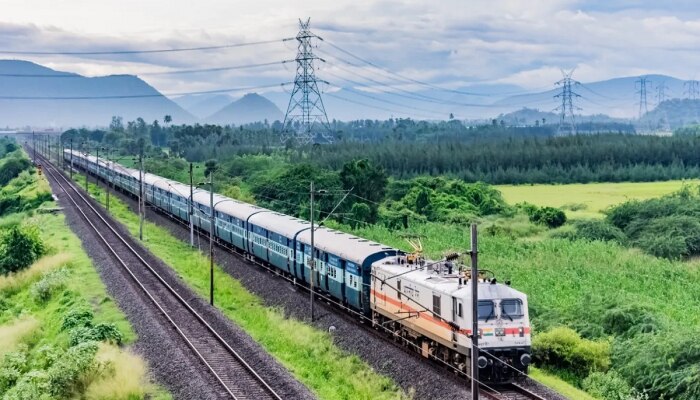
432, 294, 441, 318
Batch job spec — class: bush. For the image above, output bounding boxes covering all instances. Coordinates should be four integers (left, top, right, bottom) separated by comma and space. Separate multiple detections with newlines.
61, 308, 95, 331
613, 330, 700, 400
30, 268, 69, 303
532, 327, 610, 379
3, 370, 51, 400
69, 324, 123, 346
582, 371, 635, 400
0, 225, 46, 275
562, 219, 627, 244
0, 345, 29, 393
629, 215, 700, 260
0, 157, 31, 186
529, 206, 567, 228
47, 341, 101, 397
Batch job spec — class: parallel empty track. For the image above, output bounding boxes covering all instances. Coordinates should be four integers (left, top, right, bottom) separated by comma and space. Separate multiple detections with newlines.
482, 383, 548, 400
37, 152, 282, 400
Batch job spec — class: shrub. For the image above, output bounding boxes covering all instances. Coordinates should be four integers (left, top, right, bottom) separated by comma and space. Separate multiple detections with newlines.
529, 206, 567, 228
582, 371, 634, 400
532, 327, 610, 379
69, 323, 123, 346
61, 308, 95, 331
570, 219, 627, 244
613, 330, 700, 400
3, 370, 51, 400
0, 157, 31, 186
30, 268, 69, 303
0, 225, 46, 275
47, 341, 101, 397
629, 215, 700, 260
0, 345, 29, 393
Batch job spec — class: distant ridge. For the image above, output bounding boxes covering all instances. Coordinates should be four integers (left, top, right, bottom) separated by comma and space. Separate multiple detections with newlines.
207, 93, 284, 125
0, 60, 194, 128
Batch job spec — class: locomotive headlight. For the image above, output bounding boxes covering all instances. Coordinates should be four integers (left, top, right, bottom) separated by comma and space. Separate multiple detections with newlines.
477, 356, 489, 369
520, 353, 532, 366
495, 328, 505, 337
519, 326, 525, 337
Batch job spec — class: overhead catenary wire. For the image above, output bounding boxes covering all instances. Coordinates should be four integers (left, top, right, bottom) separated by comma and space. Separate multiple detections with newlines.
0, 82, 293, 100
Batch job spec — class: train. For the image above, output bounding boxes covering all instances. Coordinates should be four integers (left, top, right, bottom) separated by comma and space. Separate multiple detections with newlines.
63, 149, 532, 382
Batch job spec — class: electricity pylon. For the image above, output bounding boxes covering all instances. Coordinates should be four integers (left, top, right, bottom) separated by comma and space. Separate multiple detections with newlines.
554, 69, 581, 135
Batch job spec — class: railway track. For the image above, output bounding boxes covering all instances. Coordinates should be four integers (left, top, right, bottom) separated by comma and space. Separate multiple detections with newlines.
50, 150, 556, 400
36, 151, 283, 400
481, 383, 548, 400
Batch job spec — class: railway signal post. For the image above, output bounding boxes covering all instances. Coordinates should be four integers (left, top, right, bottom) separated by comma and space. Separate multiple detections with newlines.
470, 223, 479, 400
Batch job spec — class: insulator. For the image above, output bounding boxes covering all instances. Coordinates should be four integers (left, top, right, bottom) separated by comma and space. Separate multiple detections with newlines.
445, 252, 460, 262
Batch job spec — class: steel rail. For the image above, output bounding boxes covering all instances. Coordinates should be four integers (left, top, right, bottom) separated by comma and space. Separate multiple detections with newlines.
37, 150, 282, 400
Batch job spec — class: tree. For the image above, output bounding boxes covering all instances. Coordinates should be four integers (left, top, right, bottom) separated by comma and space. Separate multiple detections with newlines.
0, 225, 45, 274
164, 115, 172, 125
340, 159, 388, 223
109, 116, 124, 133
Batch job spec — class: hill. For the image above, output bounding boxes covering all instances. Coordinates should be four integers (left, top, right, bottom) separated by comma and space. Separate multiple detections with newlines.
172, 94, 233, 119
0, 60, 194, 128
641, 98, 700, 130
207, 93, 284, 125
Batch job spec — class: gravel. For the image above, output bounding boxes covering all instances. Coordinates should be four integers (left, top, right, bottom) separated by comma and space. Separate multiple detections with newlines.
44, 165, 314, 400
112, 186, 479, 400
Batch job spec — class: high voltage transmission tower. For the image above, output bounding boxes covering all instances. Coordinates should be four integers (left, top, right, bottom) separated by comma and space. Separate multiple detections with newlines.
554, 69, 581, 135
282, 18, 333, 144
684, 80, 699, 100
655, 81, 669, 105
636, 76, 651, 119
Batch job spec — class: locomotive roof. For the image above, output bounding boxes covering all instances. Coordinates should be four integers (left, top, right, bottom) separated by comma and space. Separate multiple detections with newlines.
373, 259, 527, 300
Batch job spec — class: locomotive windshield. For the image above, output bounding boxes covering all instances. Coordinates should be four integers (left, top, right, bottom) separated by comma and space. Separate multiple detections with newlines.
478, 300, 494, 321
500, 299, 524, 319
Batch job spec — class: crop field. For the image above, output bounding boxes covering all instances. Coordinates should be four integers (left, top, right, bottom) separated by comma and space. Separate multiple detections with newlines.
497, 180, 700, 218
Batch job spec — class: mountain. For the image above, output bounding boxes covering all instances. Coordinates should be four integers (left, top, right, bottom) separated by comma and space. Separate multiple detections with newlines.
495, 75, 686, 119
0, 60, 194, 128
172, 94, 233, 119
207, 93, 284, 125
641, 98, 700, 131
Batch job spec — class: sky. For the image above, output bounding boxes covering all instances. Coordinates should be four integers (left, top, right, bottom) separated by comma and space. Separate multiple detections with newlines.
1, 0, 699, 105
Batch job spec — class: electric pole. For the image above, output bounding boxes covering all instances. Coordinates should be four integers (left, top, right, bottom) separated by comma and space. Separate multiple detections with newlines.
69, 139, 74, 179
636, 76, 651, 119
554, 69, 581, 135
32, 131, 36, 164
470, 223, 479, 400
138, 143, 144, 241
209, 169, 215, 306
309, 181, 315, 321
283, 18, 333, 144
189, 162, 195, 247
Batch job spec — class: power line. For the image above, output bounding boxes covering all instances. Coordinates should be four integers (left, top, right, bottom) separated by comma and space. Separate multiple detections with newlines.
0, 82, 293, 100
655, 81, 669, 106
0, 38, 294, 55
326, 91, 443, 120
0, 60, 295, 78
321, 42, 493, 97
684, 80, 699, 100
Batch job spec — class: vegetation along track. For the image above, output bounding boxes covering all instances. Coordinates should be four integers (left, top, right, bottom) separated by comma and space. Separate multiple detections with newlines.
37, 151, 283, 400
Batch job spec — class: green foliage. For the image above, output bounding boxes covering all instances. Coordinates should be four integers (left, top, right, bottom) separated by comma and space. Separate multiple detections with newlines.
581, 371, 636, 400
340, 159, 387, 223
46, 341, 100, 398
30, 268, 68, 303
613, 330, 700, 400
531, 327, 611, 379
0, 346, 29, 393
606, 188, 700, 259
0, 157, 31, 187
562, 219, 627, 244
0, 225, 46, 275
61, 308, 95, 331
528, 206, 567, 228
69, 323, 123, 346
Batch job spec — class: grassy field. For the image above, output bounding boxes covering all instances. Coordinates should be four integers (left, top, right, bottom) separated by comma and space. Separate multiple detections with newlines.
74, 172, 407, 400
497, 180, 700, 218
0, 163, 170, 399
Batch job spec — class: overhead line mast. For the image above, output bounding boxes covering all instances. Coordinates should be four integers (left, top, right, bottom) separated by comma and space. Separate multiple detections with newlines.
554, 69, 581, 135
283, 18, 333, 144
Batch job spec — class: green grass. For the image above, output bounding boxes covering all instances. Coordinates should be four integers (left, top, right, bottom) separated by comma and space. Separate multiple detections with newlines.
0, 154, 171, 399
529, 367, 597, 400
75, 172, 407, 400
497, 180, 700, 218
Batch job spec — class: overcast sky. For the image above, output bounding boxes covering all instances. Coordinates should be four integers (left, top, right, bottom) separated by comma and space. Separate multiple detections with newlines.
1, 0, 699, 98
